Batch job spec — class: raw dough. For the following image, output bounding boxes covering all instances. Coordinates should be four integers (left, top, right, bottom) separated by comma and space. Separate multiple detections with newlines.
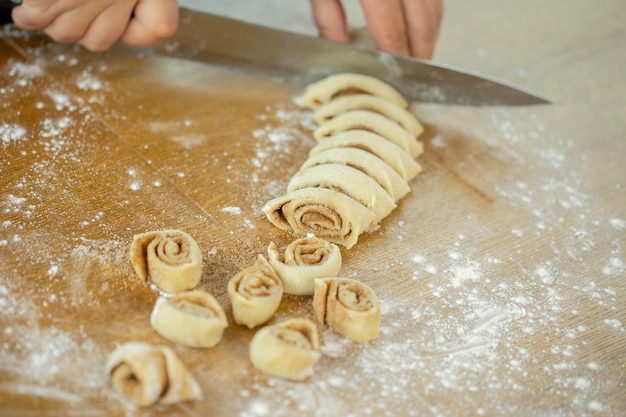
315, 94, 424, 137
287, 164, 396, 224
150, 290, 228, 348
314, 110, 423, 158
267, 236, 342, 296
302, 73, 408, 109
313, 277, 381, 343
262, 187, 377, 249
299, 147, 411, 201
105, 342, 202, 406
227, 255, 283, 328
309, 130, 422, 180
249, 318, 321, 381
129, 229, 202, 294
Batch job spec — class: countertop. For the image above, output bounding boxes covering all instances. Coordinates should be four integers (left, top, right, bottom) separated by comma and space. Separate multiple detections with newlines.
1, 0, 624, 416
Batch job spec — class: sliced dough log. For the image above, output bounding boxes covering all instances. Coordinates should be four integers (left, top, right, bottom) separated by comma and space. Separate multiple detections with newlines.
105, 342, 202, 406
310, 130, 422, 181
302, 73, 408, 109
314, 110, 423, 158
300, 147, 410, 201
150, 290, 228, 348
313, 277, 381, 343
249, 318, 321, 381
267, 237, 342, 296
315, 94, 424, 138
129, 229, 202, 294
287, 164, 396, 225
227, 255, 283, 329
262, 187, 376, 249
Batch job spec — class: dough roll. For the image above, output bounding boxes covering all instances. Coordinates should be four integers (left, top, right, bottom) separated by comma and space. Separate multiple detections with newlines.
105, 342, 202, 407
287, 164, 396, 224
299, 147, 411, 201
313, 277, 381, 343
267, 236, 342, 296
129, 229, 202, 294
249, 318, 321, 381
313, 110, 423, 158
150, 290, 228, 348
262, 187, 377, 249
302, 73, 408, 109
227, 255, 283, 328
315, 94, 424, 137
310, 130, 422, 181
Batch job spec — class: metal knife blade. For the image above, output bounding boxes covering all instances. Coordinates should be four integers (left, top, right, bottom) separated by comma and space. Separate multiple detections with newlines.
155, 8, 550, 106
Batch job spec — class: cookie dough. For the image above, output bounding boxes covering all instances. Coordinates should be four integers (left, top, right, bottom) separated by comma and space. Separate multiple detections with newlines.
313, 277, 381, 343
249, 318, 321, 381
129, 229, 202, 294
150, 290, 228, 348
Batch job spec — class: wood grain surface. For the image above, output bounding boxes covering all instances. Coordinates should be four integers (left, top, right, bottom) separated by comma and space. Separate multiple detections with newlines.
1, 1, 624, 416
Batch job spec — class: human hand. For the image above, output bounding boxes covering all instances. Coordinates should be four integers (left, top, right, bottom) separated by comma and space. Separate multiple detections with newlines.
309, 0, 443, 59
11, 0, 178, 52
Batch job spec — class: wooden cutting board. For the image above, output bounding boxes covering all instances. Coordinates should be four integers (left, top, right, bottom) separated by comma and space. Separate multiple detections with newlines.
1, 0, 625, 415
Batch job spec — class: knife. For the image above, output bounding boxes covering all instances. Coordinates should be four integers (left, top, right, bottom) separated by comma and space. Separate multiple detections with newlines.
155, 8, 549, 106
1, 2, 548, 106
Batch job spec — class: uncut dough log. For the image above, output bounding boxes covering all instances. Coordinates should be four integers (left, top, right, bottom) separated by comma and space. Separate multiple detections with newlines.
249, 318, 321, 381
315, 94, 424, 137
302, 73, 408, 109
310, 130, 422, 181
313, 277, 381, 343
314, 110, 423, 158
299, 147, 411, 201
267, 236, 342, 296
129, 229, 202, 294
262, 187, 376, 249
227, 255, 283, 328
105, 342, 202, 406
287, 164, 396, 224
150, 290, 228, 348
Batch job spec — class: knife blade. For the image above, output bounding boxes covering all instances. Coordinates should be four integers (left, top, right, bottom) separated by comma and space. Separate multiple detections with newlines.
155, 8, 549, 107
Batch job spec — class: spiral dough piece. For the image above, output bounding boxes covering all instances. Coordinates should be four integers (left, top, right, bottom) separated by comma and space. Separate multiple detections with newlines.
227, 255, 283, 329
262, 187, 377, 249
313, 277, 381, 343
267, 236, 342, 296
150, 290, 228, 348
105, 342, 202, 407
129, 229, 202, 294
249, 318, 321, 381
302, 73, 408, 109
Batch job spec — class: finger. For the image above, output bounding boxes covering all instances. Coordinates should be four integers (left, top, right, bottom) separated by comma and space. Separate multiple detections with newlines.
309, 0, 350, 43
402, 0, 443, 59
359, 0, 410, 56
11, 0, 68, 30
39, 0, 111, 44
121, 0, 178, 47
77, 0, 136, 51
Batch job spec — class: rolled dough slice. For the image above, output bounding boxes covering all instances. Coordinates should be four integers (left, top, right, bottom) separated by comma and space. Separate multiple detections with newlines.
299, 147, 411, 201
313, 277, 381, 343
227, 255, 283, 329
315, 94, 424, 137
129, 229, 202, 294
249, 318, 321, 381
150, 290, 228, 348
302, 73, 408, 109
310, 130, 422, 181
262, 187, 376, 249
287, 164, 396, 224
267, 237, 342, 296
314, 110, 423, 158
105, 342, 202, 406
